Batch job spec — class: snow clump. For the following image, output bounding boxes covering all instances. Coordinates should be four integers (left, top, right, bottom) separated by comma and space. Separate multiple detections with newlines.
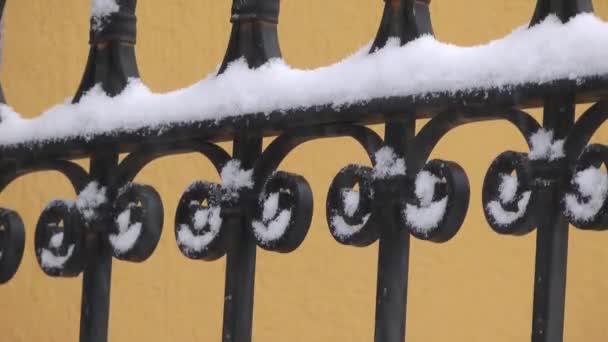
486, 173, 532, 227
528, 129, 565, 161
564, 166, 608, 222
91, 0, 120, 32
404, 171, 448, 234
373, 146, 406, 179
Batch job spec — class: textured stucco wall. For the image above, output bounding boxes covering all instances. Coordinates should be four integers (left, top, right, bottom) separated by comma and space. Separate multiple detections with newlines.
0, 1, 607, 341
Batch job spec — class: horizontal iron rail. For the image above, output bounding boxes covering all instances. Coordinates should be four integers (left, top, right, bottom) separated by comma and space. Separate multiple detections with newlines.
1, 76, 608, 162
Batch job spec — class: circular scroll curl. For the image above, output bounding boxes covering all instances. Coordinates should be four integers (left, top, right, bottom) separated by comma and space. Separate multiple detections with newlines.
563, 144, 608, 230
326, 164, 378, 246
250, 171, 313, 253
400, 159, 469, 242
35, 200, 85, 277
482, 151, 539, 235
109, 183, 163, 262
0, 208, 25, 284
175, 181, 227, 261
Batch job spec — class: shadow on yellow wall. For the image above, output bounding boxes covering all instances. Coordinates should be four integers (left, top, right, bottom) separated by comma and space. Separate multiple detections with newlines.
0, 1, 607, 341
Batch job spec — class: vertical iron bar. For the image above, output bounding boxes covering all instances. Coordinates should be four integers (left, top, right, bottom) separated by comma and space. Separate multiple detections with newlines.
531, 206, 569, 342
219, 0, 281, 74
0, 0, 7, 104
530, 0, 594, 26
75, 1, 136, 338
218, 2, 278, 340
531, 98, 574, 342
79, 241, 113, 342
371, 2, 431, 335
374, 118, 415, 342
221, 134, 262, 342
80, 152, 118, 342
371, 0, 433, 53
528, 1, 593, 337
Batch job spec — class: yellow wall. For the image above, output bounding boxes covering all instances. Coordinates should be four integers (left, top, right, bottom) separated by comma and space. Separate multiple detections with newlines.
1, 1, 607, 341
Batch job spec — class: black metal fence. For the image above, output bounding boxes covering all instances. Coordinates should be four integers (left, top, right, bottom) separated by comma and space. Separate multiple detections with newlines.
0, 0, 607, 341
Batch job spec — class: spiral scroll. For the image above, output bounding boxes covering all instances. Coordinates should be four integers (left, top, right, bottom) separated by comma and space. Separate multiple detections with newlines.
250, 171, 313, 253
175, 181, 227, 261
482, 151, 539, 235
109, 183, 164, 261
35, 200, 85, 277
326, 164, 378, 246
400, 159, 470, 242
563, 144, 608, 230
0, 208, 25, 283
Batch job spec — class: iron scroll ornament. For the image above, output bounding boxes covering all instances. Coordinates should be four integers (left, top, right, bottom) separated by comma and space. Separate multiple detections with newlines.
171, 125, 383, 259
562, 101, 608, 230
327, 108, 542, 244
33, 139, 235, 276
325, 109, 518, 246
34, 180, 163, 274
395, 110, 476, 243
481, 109, 544, 235
482, 101, 608, 234
563, 143, 608, 229
112, 140, 233, 261
251, 125, 383, 252
0, 208, 24, 283
30, 141, 239, 277
169, 142, 236, 261
33, 182, 161, 274
34, 181, 164, 277
0, 160, 89, 282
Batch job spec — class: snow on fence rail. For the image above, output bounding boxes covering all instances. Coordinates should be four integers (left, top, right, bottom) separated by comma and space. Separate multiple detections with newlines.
0, 14, 606, 146
0, 1, 607, 342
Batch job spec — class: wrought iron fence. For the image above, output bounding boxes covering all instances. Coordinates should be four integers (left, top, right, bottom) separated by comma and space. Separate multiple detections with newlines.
0, 0, 607, 341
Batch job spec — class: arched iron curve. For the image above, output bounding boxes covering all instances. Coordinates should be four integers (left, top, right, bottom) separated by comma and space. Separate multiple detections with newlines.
113, 140, 231, 186
0, 160, 90, 195
253, 124, 384, 188
406, 108, 541, 174
564, 101, 608, 167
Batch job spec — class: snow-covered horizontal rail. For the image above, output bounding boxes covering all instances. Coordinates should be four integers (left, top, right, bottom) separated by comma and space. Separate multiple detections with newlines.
0, 1, 607, 342
1, 11, 608, 159
1, 75, 608, 162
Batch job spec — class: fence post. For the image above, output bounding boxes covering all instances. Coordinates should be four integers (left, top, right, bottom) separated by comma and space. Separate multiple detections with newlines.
530, 97, 574, 342
77, 1, 139, 341
528, 3, 593, 341
374, 118, 415, 342
371, 2, 433, 340
80, 153, 117, 342
219, 1, 280, 341
221, 134, 262, 342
